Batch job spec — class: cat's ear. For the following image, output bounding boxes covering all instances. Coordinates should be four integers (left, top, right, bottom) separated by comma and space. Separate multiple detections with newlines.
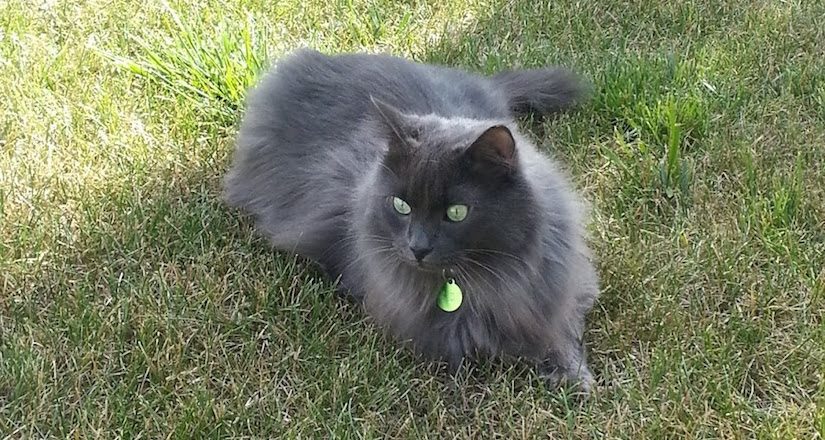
465, 125, 517, 177
370, 96, 416, 154
370, 96, 404, 137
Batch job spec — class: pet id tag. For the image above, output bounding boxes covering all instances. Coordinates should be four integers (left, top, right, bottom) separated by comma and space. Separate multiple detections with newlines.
437, 279, 463, 312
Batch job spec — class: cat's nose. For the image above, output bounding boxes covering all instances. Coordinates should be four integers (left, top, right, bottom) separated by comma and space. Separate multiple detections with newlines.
409, 243, 433, 262
408, 223, 432, 262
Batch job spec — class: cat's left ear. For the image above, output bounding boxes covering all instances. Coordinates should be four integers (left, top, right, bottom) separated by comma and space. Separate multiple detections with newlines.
370, 96, 417, 152
465, 125, 517, 177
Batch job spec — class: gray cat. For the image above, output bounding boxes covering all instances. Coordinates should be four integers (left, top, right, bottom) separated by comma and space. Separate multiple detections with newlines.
223, 49, 599, 392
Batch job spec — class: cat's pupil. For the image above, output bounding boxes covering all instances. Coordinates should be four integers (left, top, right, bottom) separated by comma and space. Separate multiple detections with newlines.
446, 204, 468, 222
392, 196, 411, 215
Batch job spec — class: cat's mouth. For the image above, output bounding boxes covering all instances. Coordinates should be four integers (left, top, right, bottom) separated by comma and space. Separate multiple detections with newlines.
393, 244, 452, 273
397, 255, 448, 274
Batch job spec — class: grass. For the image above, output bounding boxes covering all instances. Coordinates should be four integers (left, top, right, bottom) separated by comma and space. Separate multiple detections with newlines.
1, 0, 824, 437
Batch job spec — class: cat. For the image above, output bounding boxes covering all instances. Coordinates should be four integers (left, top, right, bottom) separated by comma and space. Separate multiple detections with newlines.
223, 49, 599, 392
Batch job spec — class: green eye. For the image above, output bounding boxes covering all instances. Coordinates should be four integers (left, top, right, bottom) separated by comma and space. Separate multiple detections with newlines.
392, 196, 411, 215
446, 204, 468, 222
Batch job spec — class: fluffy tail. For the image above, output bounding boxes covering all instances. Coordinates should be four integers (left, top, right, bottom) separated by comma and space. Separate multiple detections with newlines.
492, 68, 588, 117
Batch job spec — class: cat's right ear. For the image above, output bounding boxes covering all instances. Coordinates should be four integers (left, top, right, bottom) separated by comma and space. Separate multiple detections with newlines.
370, 96, 415, 155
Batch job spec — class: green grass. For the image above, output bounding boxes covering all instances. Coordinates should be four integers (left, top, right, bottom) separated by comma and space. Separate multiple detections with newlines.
1, 0, 824, 437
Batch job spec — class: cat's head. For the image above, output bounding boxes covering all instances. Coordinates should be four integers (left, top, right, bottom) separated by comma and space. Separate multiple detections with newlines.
361, 98, 540, 272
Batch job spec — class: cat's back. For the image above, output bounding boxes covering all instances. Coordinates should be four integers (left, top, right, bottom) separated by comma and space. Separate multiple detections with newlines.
245, 49, 507, 133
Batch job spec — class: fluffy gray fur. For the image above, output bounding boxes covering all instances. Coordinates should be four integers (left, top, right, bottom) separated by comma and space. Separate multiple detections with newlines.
223, 49, 599, 391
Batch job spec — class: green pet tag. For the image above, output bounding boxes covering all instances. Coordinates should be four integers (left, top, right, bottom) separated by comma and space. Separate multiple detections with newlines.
437, 279, 463, 312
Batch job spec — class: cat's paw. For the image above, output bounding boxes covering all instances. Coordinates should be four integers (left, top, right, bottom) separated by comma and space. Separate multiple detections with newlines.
539, 362, 594, 396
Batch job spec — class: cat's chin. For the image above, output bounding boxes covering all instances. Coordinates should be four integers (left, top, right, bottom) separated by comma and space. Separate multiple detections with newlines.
398, 258, 446, 274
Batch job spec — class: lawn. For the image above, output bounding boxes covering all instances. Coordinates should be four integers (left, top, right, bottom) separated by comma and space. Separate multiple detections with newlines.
1, 0, 824, 437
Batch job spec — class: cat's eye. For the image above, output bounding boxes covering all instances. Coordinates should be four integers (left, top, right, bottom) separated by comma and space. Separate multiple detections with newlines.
392, 196, 411, 215
446, 204, 468, 222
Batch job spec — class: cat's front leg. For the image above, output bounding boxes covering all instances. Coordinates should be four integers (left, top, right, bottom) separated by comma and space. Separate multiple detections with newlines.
314, 263, 365, 303
537, 336, 594, 395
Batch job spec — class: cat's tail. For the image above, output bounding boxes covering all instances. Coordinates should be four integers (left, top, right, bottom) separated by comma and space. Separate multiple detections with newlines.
491, 68, 588, 117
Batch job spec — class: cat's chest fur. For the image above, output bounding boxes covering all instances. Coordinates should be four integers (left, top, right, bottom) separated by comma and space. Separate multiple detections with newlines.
360, 259, 555, 368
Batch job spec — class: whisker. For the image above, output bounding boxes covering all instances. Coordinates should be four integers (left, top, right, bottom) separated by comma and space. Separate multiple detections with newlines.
464, 255, 529, 296
336, 245, 397, 275
458, 258, 501, 301
462, 256, 511, 288
464, 253, 523, 277
464, 248, 530, 267
454, 264, 485, 318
